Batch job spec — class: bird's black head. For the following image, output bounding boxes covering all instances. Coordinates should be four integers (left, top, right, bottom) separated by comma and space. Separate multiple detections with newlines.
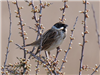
53, 22, 68, 32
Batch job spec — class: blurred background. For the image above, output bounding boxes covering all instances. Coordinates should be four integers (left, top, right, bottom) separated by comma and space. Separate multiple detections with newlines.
1, 1, 100, 75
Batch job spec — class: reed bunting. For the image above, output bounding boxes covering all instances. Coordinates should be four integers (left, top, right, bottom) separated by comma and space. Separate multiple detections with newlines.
25, 22, 68, 55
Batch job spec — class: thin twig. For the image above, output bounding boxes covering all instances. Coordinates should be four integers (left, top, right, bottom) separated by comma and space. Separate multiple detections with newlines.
36, 0, 43, 74
61, 1, 66, 21
31, 0, 41, 41
91, 4, 100, 48
91, 65, 100, 75
79, 0, 87, 75
31, 0, 38, 23
27, 26, 38, 32
2, 0, 12, 74
59, 16, 78, 71
91, 4, 100, 75
15, 0, 26, 74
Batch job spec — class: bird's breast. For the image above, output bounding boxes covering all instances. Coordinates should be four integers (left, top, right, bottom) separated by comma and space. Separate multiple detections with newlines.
46, 31, 66, 51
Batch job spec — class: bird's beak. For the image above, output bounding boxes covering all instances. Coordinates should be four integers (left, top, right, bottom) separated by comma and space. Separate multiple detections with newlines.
65, 24, 68, 28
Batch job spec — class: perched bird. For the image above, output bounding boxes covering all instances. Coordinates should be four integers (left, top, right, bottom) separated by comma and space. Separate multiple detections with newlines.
25, 22, 68, 55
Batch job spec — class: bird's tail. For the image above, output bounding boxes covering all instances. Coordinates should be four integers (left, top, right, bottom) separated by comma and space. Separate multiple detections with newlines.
25, 40, 39, 47
25, 43, 33, 47
24, 42, 36, 47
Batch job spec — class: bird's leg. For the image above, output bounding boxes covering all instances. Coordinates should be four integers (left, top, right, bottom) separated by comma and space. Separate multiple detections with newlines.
54, 46, 60, 61
45, 51, 48, 58
45, 51, 51, 59
48, 51, 52, 59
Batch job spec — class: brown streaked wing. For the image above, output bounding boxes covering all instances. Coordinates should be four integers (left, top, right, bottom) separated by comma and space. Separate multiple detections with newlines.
42, 29, 58, 50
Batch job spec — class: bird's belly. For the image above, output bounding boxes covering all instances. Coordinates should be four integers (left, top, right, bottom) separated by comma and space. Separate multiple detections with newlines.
46, 39, 63, 51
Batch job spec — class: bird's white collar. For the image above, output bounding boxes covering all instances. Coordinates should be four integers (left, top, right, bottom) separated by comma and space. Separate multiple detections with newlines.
52, 26, 64, 30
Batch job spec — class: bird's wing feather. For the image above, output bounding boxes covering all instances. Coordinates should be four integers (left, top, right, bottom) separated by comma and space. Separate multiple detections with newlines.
42, 29, 58, 50
35, 29, 58, 55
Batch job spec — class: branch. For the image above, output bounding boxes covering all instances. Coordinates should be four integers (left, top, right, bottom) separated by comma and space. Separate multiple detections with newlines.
79, 0, 88, 75
31, 0, 38, 23
91, 4, 100, 48
2, 0, 12, 74
15, 0, 26, 74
